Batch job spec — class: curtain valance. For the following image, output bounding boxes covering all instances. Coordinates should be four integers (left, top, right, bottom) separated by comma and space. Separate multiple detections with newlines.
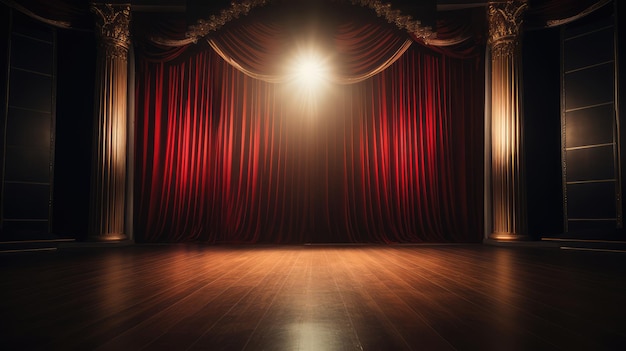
206, 12, 413, 84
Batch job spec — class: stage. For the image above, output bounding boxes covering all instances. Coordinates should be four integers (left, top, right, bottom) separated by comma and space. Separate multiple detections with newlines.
1, 244, 625, 350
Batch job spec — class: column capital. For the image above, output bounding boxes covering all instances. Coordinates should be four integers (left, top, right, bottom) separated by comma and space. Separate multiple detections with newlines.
91, 3, 131, 60
487, 0, 528, 58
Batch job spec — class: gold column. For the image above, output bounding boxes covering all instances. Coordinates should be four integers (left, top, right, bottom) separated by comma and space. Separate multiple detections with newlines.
89, 3, 130, 240
488, 0, 529, 241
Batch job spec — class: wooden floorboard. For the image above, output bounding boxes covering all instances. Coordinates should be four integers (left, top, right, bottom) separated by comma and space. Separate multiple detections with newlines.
1, 244, 625, 350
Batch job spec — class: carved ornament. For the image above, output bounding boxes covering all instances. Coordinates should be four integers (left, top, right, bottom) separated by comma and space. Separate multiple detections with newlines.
186, 0, 268, 42
347, 0, 435, 40
91, 3, 131, 60
487, 0, 528, 57
183, 0, 435, 43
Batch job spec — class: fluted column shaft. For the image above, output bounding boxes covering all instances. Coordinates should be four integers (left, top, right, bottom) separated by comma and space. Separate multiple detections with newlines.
89, 3, 130, 240
488, 0, 529, 240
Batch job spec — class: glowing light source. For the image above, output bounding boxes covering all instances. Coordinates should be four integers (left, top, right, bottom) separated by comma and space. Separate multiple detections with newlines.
293, 54, 327, 88
283, 46, 334, 119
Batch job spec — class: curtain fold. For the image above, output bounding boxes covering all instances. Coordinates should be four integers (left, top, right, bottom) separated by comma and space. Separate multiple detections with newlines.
135, 42, 484, 243
206, 14, 413, 84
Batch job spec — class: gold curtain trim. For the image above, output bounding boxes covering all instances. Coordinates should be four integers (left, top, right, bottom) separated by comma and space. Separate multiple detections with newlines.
1, 0, 72, 28
546, 0, 612, 27
423, 36, 472, 47
208, 38, 413, 85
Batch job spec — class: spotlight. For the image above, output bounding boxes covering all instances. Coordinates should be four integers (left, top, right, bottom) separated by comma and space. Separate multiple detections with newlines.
294, 54, 326, 87
283, 46, 335, 119
289, 50, 329, 90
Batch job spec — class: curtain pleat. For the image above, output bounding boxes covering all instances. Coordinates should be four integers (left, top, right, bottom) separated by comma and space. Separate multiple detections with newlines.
206, 14, 412, 84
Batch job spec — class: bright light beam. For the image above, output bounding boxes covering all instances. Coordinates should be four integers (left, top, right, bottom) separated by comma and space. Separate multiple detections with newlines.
288, 48, 331, 90
293, 54, 327, 89
284, 47, 334, 119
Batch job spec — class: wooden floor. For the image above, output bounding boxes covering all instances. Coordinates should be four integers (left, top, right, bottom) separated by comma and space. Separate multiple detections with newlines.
1, 244, 625, 350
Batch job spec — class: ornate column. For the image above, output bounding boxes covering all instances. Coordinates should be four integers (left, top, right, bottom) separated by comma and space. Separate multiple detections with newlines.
487, 0, 529, 240
89, 3, 130, 240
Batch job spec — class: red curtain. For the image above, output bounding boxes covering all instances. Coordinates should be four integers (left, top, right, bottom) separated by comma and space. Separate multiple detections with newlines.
135, 40, 483, 243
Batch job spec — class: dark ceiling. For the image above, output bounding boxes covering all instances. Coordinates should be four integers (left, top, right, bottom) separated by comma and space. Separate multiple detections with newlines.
128, 0, 484, 32
129, 0, 487, 12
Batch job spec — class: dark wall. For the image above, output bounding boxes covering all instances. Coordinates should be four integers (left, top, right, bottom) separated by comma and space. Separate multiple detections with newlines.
0, 8, 56, 240
0, 4, 95, 241
523, 2, 625, 240
523, 27, 564, 239
0, 6, 8, 177
561, 4, 619, 237
614, 0, 625, 236
52, 28, 96, 240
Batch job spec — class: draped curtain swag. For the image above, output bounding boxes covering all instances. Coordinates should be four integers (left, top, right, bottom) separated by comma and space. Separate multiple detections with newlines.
206, 13, 413, 84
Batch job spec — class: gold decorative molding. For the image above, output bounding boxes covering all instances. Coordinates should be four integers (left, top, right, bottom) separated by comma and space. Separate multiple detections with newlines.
487, 0, 528, 58
176, 0, 435, 46
186, 0, 269, 42
91, 3, 131, 60
347, 0, 435, 40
